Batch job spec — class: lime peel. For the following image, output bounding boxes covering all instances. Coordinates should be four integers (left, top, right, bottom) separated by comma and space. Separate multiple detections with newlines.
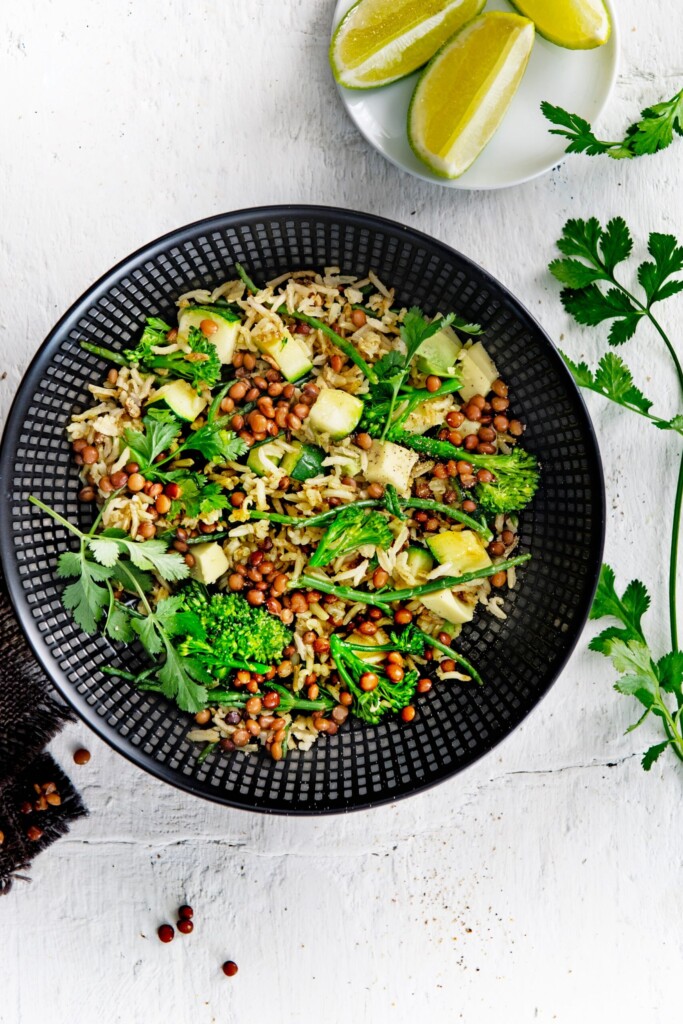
330, 0, 486, 90
509, 0, 610, 50
408, 13, 535, 179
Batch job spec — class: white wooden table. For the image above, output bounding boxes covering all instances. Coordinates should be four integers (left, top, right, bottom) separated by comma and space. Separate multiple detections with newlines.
2, 2, 682, 1021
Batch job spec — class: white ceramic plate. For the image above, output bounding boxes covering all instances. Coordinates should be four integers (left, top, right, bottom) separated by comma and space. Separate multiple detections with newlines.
331, 0, 619, 190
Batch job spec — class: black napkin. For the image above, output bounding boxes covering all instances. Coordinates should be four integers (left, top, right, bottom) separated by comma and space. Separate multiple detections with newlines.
0, 578, 87, 894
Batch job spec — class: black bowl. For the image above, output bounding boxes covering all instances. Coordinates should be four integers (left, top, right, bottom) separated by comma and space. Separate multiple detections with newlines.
0, 206, 604, 813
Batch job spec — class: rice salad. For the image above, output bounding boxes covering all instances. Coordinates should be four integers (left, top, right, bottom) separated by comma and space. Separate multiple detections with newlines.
34, 264, 539, 762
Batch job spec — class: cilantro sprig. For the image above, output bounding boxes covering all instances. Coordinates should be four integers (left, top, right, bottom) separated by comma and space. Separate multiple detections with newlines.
561, 352, 683, 436
550, 216, 683, 770
542, 87, 683, 160
29, 495, 210, 712
589, 567, 683, 769
121, 413, 246, 520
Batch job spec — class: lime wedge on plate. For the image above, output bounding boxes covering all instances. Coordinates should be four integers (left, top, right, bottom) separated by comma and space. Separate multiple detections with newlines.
330, 0, 485, 89
509, 0, 610, 49
408, 13, 535, 180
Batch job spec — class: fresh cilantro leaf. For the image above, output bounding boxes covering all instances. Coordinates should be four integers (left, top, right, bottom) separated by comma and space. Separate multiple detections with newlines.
593, 353, 653, 414
401, 307, 455, 361
542, 88, 683, 160
625, 89, 683, 156
184, 420, 248, 462
153, 595, 189, 637
449, 315, 483, 336
541, 102, 617, 156
373, 350, 406, 381
601, 217, 633, 273
168, 477, 229, 520
57, 550, 87, 578
561, 352, 683, 433
590, 565, 649, 634
606, 638, 654, 678
655, 651, 683, 695
641, 741, 671, 771
621, 579, 651, 633
105, 602, 134, 643
637, 233, 683, 307
123, 415, 181, 470
123, 539, 190, 581
156, 644, 209, 713
587, 565, 683, 769
560, 352, 595, 389
87, 536, 122, 567
132, 615, 164, 656
61, 556, 113, 634
657, 414, 683, 434
560, 286, 641, 344
555, 217, 604, 263
109, 559, 154, 594
548, 258, 607, 289
613, 672, 658, 708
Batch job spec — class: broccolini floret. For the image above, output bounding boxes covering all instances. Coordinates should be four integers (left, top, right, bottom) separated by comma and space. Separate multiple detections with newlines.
308, 504, 394, 567
176, 584, 293, 677
329, 634, 419, 725
80, 317, 222, 389
389, 429, 540, 515
125, 318, 221, 389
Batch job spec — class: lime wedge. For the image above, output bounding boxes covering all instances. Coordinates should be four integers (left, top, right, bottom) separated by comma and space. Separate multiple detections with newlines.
408, 13, 535, 179
330, 0, 486, 90
509, 0, 610, 49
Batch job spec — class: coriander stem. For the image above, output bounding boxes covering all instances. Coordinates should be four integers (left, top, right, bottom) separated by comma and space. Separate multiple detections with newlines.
669, 448, 683, 650
28, 496, 85, 539
647, 311, 683, 395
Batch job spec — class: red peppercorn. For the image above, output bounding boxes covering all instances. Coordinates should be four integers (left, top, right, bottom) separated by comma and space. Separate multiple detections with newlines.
177, 919, 194, 935
178, 904, 193, 920
158, 924, 175, 943
222, 960, 239, 977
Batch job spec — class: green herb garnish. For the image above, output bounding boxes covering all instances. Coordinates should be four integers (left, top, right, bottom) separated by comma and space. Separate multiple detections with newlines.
550, 216, 683, 768
541, 87, 683, 160
81, 317, 222, 389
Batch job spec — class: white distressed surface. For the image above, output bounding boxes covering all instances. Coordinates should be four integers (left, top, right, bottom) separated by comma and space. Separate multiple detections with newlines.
1, 1, 682, 1021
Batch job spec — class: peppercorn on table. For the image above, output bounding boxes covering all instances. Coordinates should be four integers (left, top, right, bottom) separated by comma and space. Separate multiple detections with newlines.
1, 1, 682, 1022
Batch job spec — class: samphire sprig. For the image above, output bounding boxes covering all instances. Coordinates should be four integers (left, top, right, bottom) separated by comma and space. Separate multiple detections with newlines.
550, 216, 683, 769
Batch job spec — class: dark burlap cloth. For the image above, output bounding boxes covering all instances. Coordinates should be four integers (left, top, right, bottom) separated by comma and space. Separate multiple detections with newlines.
0, 577, 87, 894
